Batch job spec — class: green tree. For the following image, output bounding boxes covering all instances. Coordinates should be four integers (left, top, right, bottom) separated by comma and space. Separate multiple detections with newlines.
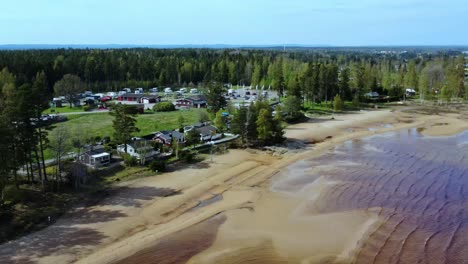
440, 85, 451, 105
186, 128, 200, 146
110, 104, 140, 153
53, 74, 86, 107
213, 109, 226, 132
256, 108, 273, 143
206, 82, 226, 113
231, 107, 248, 142
333, 94, 344, 112
283, 96, 302, 121
177, 114, 186, 129
198, 109, 210, 122
338, 68, 351, 101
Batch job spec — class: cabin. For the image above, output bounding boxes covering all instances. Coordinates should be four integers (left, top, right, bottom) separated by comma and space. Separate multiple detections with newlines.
153, 130, 186, 146
117, 138, 159, 163
405, 88, 416, 96
117, 93, 162, 104
364, 92, 380, 99
188, 95, 207, 108
76, 146, 111, 168
174, 98, 193, 109
174, 95, 208, 109
185, 123, 221, 142
52, 97, 64, 107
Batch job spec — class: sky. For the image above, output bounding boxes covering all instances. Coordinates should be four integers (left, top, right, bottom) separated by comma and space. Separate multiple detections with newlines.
1, 0, 467, 46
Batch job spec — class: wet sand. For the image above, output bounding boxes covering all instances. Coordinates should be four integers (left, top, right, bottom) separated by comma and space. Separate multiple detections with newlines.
2, 108, 468, 264
115, 214, 226, 264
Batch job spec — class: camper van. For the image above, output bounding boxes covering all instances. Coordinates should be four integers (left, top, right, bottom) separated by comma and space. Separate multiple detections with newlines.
164, 87, 173, 96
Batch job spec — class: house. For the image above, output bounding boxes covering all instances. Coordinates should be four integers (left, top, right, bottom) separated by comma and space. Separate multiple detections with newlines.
174, 95, 207, 109
153, 130, 185, 146
117, 138, 159, 163
364, 92, 380, 99
405, 88, 416, 96
52, 97, 64, 107
174, 98, 193, 109
117, 93, 162, 104
77, 145, 111, 168
188, 95, 207, 108
140, 95, 162, 104
185, 123, 221, 142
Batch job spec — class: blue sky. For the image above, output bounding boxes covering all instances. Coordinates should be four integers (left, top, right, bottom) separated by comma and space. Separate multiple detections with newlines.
1, 0, 467, 46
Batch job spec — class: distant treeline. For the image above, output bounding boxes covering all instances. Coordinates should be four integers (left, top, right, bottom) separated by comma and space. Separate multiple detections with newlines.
0, 48, 466, 103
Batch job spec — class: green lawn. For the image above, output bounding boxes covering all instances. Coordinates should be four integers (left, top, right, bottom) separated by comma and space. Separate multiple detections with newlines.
135, 110, 202, 135
49, 109, 203, 138
43, 106, 86, 114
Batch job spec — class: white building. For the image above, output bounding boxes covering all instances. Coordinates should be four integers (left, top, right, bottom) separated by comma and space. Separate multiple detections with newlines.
117, 138, 159, 163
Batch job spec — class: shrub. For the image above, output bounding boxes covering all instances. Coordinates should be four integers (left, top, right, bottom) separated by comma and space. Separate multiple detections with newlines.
352, 94, 360, 109
179, 150, 196, 163
149, 160, 166, 172
83, 105, 91, 111
333, 94, 344, 112
123, 154, 138, 167
153, 102, 175, 112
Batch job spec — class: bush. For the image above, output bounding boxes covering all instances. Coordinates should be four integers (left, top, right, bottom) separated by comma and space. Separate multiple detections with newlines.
333, 95, 344, 112
149, 160, 166, 172
123, 154, 138, 167
83, 105, 92, 111
179, 150, 196, 163
352, 94, 360, 109
153, 102, 176, 112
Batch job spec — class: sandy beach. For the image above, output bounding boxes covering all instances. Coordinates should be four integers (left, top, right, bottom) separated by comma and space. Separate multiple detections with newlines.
2, 106, 468, 264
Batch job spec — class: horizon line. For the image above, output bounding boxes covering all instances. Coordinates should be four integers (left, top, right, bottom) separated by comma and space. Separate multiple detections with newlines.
1, 43, 468, 49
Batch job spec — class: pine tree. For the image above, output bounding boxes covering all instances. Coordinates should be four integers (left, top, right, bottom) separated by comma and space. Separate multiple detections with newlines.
213, 109, 226, 132
206, 82, 226, 113
256, 108, 272, 143
111, 104, 140, 153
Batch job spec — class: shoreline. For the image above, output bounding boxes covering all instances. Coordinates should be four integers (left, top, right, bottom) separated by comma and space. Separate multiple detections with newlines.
2, 106, 468, 264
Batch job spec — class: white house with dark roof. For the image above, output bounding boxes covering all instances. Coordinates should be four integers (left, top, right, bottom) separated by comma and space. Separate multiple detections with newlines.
117, 138, 159, 163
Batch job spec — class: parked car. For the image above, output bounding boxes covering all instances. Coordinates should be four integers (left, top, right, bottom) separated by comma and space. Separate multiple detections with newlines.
190, 88, 198, 94
179, 88, 187, 93
101, 96, 112, 102
149, 87, 158, 93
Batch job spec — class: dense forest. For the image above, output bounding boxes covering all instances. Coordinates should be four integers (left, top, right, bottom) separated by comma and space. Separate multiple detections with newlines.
0, 48, 466, 103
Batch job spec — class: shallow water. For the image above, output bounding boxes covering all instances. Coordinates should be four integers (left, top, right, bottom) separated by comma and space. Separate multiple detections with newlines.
280, 129, 468, 264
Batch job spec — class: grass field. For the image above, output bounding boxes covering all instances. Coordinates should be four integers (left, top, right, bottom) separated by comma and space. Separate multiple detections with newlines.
43, 106, 86, 114
43, 109, 205, 160
49, 109, 203, 138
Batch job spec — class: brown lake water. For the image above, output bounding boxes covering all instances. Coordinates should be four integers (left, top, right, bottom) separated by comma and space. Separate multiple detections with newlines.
274, 128, 468, 264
